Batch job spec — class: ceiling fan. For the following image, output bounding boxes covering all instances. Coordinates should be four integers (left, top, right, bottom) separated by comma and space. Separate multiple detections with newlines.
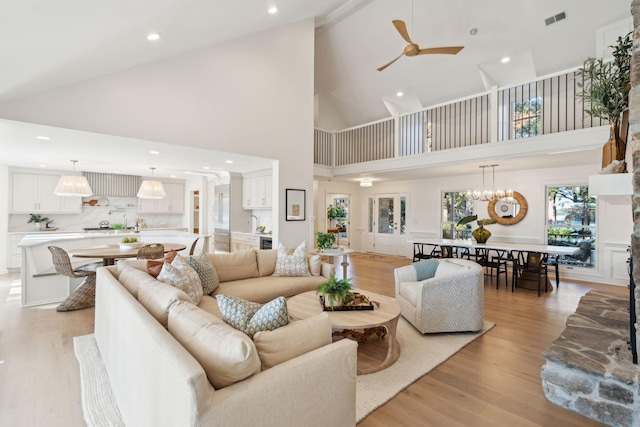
377, 20, 464, 72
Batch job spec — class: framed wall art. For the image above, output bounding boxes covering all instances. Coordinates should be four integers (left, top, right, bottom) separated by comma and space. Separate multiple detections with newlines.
285, 189, 305, 221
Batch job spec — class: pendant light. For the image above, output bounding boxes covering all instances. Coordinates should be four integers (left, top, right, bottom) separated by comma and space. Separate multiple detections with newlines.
54, 160, 93, 197
137, 167, 166, 199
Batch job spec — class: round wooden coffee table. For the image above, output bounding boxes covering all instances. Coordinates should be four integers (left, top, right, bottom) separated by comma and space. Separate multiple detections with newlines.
288, 289, 401, 374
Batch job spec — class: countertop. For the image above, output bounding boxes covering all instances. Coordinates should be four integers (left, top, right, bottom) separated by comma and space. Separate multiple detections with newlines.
9, 227, 188, 235
231, 231, 273, 238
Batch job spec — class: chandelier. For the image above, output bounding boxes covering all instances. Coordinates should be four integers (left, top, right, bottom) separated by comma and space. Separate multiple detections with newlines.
467, 164, 514, 203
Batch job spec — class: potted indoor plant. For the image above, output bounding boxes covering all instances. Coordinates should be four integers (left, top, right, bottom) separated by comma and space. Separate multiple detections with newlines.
327, 205, 345, 222
316, 231, 336, 251
576, 32, 632, 172
457, 215, 497, 243
28, 213, 50, 231
317, 273, 352, 309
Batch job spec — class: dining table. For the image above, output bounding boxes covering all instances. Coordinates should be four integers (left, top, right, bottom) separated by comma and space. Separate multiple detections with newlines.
409, 238, 581, 289
69, 242, 187, 266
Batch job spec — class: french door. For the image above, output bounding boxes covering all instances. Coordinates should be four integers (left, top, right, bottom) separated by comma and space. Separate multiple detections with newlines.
370, 193, 406, 255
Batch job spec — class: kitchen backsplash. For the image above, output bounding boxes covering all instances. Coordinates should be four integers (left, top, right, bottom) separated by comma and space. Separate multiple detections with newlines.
251, 209, 273, 232
9, 196, 185, 232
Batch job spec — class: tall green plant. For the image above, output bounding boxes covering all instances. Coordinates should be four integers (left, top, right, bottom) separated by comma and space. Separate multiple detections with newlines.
575, 32, 632, 125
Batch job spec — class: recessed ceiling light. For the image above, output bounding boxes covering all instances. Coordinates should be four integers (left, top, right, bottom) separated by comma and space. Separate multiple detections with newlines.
38, 164, 47, 167
203, 166, 210, 170
501, 57, 510, 64
36, 136, 50, 140
147, 33, 161, 41
396, 92, 404, 97
469, 28, 478, 36
225, 160, 233, 164
113, 170, 121, 174
170, 175, 176, 178
149, 150, 160, 154
268, 6, 278, 14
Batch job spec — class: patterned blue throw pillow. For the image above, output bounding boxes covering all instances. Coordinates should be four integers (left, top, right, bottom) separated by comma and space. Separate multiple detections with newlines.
216, 295, 289, 338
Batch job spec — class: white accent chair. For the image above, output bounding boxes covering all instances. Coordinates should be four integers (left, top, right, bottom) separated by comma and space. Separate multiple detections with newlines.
393, 258, 484, 334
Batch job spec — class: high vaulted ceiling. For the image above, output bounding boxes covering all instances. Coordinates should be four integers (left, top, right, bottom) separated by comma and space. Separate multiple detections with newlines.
314, 0, 632, 129
0, 0, 632, 179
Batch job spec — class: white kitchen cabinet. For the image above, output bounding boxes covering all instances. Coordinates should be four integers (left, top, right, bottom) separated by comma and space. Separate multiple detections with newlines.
11, 173, 82, 214
242, 173, 272, 209
230, 233, 260, 252
8, 234, 26, 269
137, 182, 184, 214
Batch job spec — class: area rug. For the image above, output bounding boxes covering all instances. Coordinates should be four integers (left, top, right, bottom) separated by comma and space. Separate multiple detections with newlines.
355, 317, 494, 422
73, 318, 494, 426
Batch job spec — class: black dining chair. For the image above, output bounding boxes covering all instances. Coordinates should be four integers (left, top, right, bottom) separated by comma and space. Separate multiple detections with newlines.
474, 248, 509, 288
512, 251, 549, 297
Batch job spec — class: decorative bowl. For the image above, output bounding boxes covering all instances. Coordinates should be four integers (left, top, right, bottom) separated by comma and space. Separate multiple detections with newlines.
119, 242, 143, 250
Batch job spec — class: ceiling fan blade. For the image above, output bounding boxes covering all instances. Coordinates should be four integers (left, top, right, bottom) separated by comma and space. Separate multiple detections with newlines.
377, 53, 404, 72
417, 46, 464, 55
392, 20, 413, 44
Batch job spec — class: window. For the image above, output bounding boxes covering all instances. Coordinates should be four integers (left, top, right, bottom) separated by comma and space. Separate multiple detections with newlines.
442, 191, 474, 239
546, 186, 596, 268
514, 97, 541, 138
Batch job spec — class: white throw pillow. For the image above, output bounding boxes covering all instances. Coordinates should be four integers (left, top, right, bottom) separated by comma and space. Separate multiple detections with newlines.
157, 255, 203, 304
308, 254, 322, 276
273, 241, 310, 277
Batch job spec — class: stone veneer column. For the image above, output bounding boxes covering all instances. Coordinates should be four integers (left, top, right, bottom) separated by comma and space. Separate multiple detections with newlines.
632, 0, 640, 362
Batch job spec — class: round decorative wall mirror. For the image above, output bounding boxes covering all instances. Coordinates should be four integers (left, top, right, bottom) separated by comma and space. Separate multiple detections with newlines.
487, 191, 528, 225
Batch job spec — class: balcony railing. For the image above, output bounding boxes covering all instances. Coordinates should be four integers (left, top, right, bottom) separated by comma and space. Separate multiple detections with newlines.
315, 66, 605, 167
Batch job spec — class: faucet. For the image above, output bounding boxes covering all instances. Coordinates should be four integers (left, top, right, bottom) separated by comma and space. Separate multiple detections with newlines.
123, 214, 127, 230
250, 215, 258, 230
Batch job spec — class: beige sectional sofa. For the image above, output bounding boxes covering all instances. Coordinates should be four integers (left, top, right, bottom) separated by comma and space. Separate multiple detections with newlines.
94, 248, 357, 427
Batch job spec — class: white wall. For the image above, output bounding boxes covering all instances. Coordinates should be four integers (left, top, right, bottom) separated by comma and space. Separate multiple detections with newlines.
0, 19, 316, 248
0, 165, 8, 274
318, 163, 632, 286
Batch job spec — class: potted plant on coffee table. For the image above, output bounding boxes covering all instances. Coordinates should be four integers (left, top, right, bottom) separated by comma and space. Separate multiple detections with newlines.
317, 273, 352, 309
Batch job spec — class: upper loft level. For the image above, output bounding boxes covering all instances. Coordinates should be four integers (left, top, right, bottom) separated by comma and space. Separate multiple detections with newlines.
313, 65, 609, 179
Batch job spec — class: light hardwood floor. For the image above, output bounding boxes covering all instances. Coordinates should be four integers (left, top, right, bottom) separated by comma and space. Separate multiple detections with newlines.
0, 256, 627, 426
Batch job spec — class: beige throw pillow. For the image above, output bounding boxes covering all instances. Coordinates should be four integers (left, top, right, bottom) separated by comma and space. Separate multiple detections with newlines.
138, 278, 193, 328
273, 241, 310, 277
168, 301, 261, 389
253, 313, 332, 370
208, 249, 259, 282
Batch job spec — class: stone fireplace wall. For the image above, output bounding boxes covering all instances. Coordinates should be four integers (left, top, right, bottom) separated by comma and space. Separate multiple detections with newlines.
632, 0, 640, 366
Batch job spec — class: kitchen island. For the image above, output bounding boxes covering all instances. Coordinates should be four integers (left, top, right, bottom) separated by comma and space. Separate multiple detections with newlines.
18, 230, 206, 307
